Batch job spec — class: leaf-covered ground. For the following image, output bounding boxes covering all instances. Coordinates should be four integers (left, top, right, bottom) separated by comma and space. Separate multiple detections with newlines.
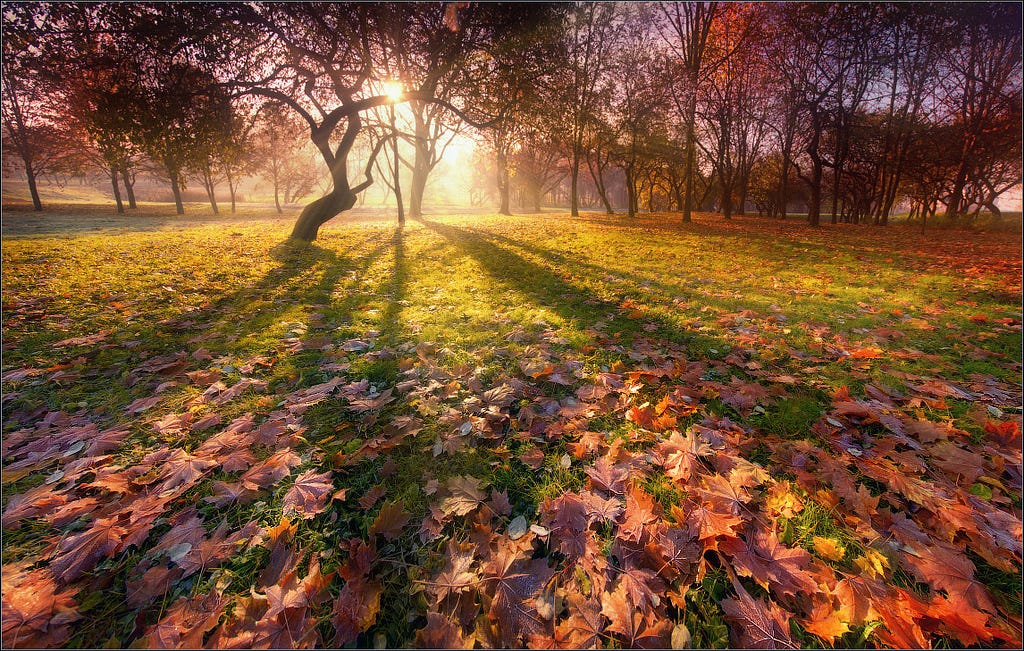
2, 210, 1021, 649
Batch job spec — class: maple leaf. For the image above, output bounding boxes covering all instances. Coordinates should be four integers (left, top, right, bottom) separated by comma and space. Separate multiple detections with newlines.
719, 527, 819, 598
156, 449, 218, 492
600, 582, 672, 648
698, 471, 753, 515
487, 489, 513, 517
721, 578, 797, 649
679, 501, 744, 543
541, 492, 589, 558
144, 592, 225, 648
645, 527, 699, 580
519, 447, 545, 469
48, 516, 128, 583
580, 489, 623, 525
415, 611, 472, 648
802, 596, 852, 643
899, 543, 997, 614
1, 565, 81, 648
427, 543, 477, 602
282, 469, 333, 519
441, 475, 486, 517
553, 593, 604, 649
177, 520, 260, 577
369, 500, 410, 540
484, 544, 555, 648
126, 564, 184, 610
585, 455, 628, 495
358, 484, 387, 509
239, 449, 301, 491
619, 485, 660, 543
332, 578, 382, 647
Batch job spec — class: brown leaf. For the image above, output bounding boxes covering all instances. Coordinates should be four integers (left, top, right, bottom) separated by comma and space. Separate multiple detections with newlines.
585, 455, 628, 495
600, 581, 672, 648
721, 578, 797, 649
239, 449, 301, 491
358, 484, 387, 509
440, 475, 486, 517
899, 543, 997, 614
719, 527, 818, 598
484, 543, 555, 647
415, 611, 472, 648
143, 591, 224, 649
1, 565, 81, 648
48, 516, 128, 583
519, 447, 545, 469
369, 500, 410, 540
332, 578, 382, 647
282, 470, 333, 519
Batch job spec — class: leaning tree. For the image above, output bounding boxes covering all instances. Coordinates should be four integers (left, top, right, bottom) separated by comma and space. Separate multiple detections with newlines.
142, 3, 557, 241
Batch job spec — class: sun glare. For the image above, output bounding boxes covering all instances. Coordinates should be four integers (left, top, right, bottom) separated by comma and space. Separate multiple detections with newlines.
383, 80, 403, 103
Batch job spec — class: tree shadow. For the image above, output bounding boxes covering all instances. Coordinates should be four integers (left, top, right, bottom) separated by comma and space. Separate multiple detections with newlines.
378, 227, 408, 345
418, 219, 735, 356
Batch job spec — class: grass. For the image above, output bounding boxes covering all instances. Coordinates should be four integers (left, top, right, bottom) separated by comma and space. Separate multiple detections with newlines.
2, 207, 1021, 649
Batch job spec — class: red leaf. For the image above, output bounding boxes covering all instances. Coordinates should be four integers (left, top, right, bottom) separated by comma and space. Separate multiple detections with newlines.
600, 581, 672, 648
585, 455, 628, 495
48, 516, 128, 583
143, 591, 224, 649
415, 611, 472, 648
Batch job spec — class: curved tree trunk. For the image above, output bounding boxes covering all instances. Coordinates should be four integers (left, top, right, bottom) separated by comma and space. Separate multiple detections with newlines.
290, 189, 355, 241
25, 165, 42, 212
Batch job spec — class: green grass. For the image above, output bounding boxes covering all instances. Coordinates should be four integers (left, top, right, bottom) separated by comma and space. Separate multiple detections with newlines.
2, 208, 1021, 649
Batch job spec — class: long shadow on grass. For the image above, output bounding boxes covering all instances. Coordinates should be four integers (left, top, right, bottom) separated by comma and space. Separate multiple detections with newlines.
464, 225, 791, 317
378, 227, 408, 345
420, 219, 735, 356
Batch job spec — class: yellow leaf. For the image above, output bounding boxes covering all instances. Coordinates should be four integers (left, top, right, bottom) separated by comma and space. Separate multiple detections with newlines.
853, 548, 890, 579
813, 536, 846, 562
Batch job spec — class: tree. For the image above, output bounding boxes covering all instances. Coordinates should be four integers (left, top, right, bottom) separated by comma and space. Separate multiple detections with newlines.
609, 5, 666, 218
1, 5, 66, 211
939, 4, 1023, 220
253, 103, 313, 215
657, 1, 731, 223
558, 2, 619, 218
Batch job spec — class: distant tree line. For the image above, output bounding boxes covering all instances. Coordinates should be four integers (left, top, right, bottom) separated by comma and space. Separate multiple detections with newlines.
2, 2, 1020, 239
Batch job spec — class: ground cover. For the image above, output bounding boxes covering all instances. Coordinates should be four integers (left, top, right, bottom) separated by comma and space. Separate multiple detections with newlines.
2, 210, 1021, 648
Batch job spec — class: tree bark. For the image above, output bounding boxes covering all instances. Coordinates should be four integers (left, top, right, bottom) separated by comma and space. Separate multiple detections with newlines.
570, 146, 581, 217
203, 162, 219, 215
120, 165, 137, 209
226, 169, 237, 213
273, 170, 282, 214
497, 149, 511, 216
291, 189, 355, 241
109, 165, 124, 214
167, 165, 185, 215
24, 164, 42, 212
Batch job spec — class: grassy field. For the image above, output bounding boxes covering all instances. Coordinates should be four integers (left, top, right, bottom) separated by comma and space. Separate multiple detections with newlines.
2, 207, 1021, 648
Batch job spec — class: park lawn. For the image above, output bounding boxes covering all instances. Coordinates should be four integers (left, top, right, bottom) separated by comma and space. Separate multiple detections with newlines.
1, 210, 1021, 649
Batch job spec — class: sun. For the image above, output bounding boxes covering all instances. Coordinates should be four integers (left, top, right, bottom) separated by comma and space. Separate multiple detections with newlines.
382, 80, 403, 103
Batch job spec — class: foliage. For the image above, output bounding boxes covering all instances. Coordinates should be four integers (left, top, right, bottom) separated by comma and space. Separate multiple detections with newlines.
2, 209, 1021, 649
